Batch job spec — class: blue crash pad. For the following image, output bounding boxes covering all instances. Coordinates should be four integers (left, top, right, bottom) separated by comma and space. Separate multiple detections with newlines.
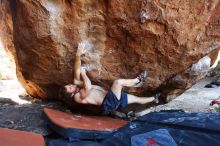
47, 111, 220, 146
131, 129, 177, 146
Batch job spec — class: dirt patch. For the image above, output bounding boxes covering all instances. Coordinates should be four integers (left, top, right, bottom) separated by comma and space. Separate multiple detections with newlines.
0, 98, 70, 136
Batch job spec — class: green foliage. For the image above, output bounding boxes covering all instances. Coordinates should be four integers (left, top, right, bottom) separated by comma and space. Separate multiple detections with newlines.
216, 66, 220, 72
214, 96, 220, 112
212, 62, 220, 72
215, 105, 220, 112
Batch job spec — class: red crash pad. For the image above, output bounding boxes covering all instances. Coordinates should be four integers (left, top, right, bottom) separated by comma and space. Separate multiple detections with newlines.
44, 108, 128, 131
0, 128, 45, 146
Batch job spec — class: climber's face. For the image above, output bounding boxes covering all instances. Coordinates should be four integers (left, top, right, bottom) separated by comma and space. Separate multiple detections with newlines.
65, 84, 79, 95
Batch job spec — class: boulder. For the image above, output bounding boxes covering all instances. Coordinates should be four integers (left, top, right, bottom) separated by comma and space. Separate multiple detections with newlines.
1, 0, 220, 102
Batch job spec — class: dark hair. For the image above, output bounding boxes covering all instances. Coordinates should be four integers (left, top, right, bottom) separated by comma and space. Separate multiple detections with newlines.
58, 86, 73, 101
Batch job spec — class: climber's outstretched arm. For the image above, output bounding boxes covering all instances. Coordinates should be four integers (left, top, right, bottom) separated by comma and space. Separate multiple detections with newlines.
73, 43, 86, 86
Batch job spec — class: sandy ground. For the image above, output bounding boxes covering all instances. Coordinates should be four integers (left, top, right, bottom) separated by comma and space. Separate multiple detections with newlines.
136, 77, 220, 116
0, 79, 70, 136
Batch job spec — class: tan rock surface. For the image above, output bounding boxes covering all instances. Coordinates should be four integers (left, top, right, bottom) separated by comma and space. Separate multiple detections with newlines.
1, 0, 220, 102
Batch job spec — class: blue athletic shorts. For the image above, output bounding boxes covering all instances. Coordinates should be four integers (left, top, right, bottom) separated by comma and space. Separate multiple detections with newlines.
102, 90, 128, 113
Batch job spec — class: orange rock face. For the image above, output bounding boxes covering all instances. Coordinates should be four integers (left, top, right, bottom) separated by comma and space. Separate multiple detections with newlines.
1, 0, 220, 101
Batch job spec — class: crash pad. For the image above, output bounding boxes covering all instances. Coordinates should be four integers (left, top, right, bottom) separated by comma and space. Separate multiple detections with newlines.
47, 111, 220, 146
44, 108, 128, 140
0, 128, 45, 146
131, 129, 178, 146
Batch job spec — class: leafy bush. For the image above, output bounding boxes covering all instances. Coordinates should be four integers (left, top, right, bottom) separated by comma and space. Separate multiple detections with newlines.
208, 62, 220, 77
215, 105, 220, 112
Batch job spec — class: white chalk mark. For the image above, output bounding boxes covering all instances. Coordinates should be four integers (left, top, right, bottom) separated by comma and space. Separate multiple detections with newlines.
139, 10, 150, 23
